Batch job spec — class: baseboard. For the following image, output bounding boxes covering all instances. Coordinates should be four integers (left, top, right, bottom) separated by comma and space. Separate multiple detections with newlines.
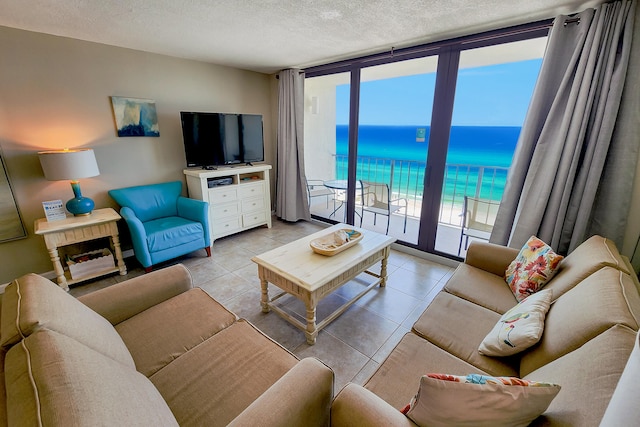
0, 249, 135, 294
392, 244, 460, 268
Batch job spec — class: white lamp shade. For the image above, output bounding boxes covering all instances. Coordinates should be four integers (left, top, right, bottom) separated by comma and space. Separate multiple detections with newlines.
38, 149, 100, 181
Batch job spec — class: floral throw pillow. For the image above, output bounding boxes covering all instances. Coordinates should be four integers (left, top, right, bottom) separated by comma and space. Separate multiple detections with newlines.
401, 373, 560, 427
479, 289, 552, 356
505, 236, 563, 302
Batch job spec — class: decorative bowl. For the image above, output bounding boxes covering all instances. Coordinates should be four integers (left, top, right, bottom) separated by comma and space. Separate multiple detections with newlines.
310, 229, 363, 256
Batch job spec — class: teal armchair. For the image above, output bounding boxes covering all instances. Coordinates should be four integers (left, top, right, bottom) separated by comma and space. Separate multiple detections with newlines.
109, 181, 210, 272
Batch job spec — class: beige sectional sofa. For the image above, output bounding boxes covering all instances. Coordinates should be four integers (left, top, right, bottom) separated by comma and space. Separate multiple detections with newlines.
332, 235, 640, 426
0, 264, 333, 426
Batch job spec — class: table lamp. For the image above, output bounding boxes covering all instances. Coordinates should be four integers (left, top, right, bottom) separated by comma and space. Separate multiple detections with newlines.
38, 149, 100, 216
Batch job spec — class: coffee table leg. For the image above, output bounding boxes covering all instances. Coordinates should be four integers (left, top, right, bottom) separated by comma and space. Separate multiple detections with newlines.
380, 246, 390, 287
305, 303, 318, 345
259, 269, 270, 313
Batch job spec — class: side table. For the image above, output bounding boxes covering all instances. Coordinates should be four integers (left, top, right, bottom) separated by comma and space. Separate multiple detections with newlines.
34, 207, 127, 291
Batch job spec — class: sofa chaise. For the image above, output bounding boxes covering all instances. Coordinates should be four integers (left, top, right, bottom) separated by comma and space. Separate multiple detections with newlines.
332, 235, 640, 426
0, 264, 334, 426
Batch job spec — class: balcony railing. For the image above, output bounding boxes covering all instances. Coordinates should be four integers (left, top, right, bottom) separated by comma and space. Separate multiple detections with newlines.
333, 154, 508, 226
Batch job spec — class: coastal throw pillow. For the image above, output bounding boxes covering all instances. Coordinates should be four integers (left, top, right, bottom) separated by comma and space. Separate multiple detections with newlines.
505, 236, 563, 302
401, 373, 560, 427
479, 289, 552, 356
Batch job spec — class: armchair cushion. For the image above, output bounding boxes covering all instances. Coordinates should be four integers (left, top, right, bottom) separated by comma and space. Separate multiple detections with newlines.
145, 216, 205, 252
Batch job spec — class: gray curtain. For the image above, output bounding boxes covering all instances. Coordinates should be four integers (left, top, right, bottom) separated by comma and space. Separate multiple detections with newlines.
275, 69, 311, 222
491, 0, 637, 255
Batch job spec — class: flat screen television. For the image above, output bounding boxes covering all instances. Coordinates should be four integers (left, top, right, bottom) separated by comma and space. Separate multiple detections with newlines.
240, 114, 264, 163
180, 112, 264, 168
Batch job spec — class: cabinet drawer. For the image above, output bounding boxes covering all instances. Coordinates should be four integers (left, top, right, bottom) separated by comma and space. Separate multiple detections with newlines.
212, 216, 242, 234
209, 187, 238, 202
212, 202, 240, 218
241, 196, 264, 213
243, 211, 267, 227
238, 183, 264, 199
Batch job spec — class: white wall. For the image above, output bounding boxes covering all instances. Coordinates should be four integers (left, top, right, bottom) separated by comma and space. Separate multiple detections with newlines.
0, 26, 276, 283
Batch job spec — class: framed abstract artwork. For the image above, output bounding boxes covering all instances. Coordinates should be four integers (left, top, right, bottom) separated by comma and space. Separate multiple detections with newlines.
110, 96, 160, 137
0, 151, 27, 242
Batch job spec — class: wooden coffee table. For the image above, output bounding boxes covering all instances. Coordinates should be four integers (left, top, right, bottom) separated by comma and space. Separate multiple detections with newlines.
251, 223, 396, 344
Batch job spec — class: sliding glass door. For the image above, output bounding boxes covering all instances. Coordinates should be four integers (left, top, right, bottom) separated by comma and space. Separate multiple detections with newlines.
304, 21, 549, 259
435, 39, 546, 257
355, 57, 438, 244
304, 72, 350, 223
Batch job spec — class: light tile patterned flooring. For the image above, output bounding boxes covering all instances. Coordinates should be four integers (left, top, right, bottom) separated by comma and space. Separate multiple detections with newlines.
70, 217, 456, 394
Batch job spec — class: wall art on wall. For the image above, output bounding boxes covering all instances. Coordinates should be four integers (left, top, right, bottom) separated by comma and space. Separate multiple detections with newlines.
0, 151, 27, 242
110, 96, 160, 137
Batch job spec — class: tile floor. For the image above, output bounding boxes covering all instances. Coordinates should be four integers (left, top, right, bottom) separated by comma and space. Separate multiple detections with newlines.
69, 217, 456, 394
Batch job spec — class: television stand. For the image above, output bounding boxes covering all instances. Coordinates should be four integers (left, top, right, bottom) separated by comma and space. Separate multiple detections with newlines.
184, 164, 272, 242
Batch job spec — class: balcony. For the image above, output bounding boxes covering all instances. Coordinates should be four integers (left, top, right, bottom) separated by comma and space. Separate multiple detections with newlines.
308, 154, 506, 257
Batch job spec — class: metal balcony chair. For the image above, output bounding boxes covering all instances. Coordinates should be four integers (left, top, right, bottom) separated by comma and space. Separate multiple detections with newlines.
358, 181, 407, 234
458, 196, 500, 256
306, 179, 335, 209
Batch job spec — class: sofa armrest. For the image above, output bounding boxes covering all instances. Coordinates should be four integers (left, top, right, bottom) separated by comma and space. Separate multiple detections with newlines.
77, 264, 193, 325
331, 383, 417, 427
229, 358, 333, 427
464, 241, 519, 277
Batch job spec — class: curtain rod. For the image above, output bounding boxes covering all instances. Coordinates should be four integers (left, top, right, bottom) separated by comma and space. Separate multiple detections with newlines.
564, 16, 581, 26
275, 70, 305, 79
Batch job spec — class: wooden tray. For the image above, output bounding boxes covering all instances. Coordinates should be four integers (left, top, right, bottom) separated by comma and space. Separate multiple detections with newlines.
310, 229, 363, 256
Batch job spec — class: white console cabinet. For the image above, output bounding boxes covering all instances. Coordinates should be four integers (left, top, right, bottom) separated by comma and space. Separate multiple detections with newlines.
184, 164, 272, 242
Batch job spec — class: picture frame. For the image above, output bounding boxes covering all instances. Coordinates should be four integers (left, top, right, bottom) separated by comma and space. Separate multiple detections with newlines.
110, 96, 160, 137
0, 151, 27, 242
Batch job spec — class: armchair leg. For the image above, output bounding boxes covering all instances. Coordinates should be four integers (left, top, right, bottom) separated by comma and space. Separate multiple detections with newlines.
205, 246, 212, 257
144, 266, 153, 273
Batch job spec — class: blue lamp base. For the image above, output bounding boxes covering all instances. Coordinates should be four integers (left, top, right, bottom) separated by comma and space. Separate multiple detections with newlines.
66, 181, 95, 216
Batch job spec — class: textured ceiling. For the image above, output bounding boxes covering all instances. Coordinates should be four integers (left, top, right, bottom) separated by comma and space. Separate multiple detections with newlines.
0, 0, 599, 74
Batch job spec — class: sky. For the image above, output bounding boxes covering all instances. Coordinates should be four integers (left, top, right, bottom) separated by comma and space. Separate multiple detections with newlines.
336, 58, 543, 127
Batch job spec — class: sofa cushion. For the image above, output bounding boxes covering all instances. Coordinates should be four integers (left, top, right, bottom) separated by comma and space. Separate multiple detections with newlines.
116, 287, 237, 377
364, 333, 493, 411
479, 289, 552, 357
4, 329, 178, 426
523, 324, 636, 427
505, 236, 563, 302
332, 383, 419, 427
144, 216, 204, 252
444, 263, 518, 314
412, 292, 519, 376
600, 330, 640, 426
150, 319, 298, 426
403, 373, 560, 427
542, 235, 631, 301
520, 267, 640, 376
0, 273, 134, 367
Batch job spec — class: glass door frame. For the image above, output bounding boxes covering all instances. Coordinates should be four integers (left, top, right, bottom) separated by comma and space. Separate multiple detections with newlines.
305, 20, 551, 258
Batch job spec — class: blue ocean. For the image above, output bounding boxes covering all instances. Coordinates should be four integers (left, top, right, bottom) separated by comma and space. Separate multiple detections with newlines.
335, 124, 520, 203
